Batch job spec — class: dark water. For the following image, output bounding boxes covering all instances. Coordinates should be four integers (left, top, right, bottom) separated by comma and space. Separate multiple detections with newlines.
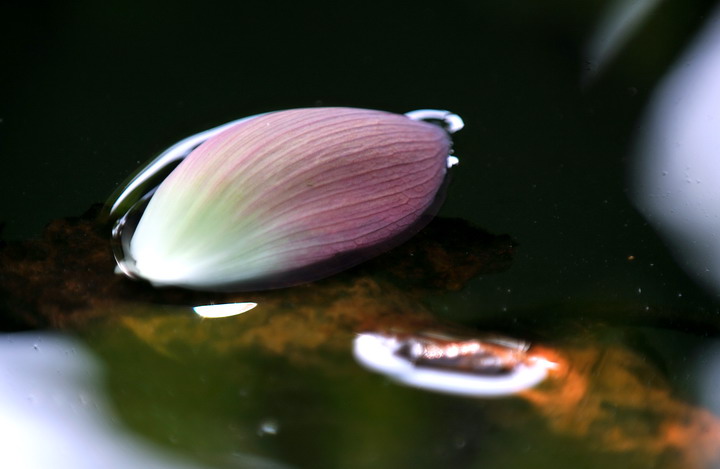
3, 1, 720, 468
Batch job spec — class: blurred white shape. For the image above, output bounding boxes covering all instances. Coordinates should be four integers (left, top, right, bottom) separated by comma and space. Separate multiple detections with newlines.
353, 333, 550, 397
193, 302, 258, 318
631, 4, 720, 293
0, 332, 285, 469
0, 333, 209, 469
585, 0, 663, 82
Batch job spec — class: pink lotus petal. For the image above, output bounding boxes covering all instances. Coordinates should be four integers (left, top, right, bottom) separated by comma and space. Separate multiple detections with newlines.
120, 107, 459, 290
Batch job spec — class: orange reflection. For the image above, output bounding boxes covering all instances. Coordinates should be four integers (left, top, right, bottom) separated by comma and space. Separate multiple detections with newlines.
521, 345, 720, 468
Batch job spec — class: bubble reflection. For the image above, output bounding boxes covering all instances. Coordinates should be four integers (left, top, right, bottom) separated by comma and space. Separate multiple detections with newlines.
353, 332, 558, 397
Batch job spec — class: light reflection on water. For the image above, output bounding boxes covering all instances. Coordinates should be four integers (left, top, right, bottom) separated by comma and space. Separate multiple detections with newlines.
0, 332, 289, 469
352, 332, 555, 397
1, 280, 720, 468
193, 302, 258, 319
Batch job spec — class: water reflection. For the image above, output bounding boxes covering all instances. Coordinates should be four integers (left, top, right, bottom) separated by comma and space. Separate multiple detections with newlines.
0, 332, 213, 469
193, 302, 258, 319
632, 4, 720, 294
696, 341, 720, 417
4, 206, 720, 467
353, 332, 558, 397
522, 339, 720, 469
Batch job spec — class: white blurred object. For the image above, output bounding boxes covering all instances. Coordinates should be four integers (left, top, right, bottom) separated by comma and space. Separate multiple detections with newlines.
631, 4, 720, 293
0, 332, 288, 469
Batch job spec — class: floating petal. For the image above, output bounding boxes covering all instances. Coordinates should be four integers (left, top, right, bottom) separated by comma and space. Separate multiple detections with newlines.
110, 107, 462, 290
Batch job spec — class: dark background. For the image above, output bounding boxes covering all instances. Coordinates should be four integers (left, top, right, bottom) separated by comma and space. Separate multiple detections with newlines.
2, 0, 719, 323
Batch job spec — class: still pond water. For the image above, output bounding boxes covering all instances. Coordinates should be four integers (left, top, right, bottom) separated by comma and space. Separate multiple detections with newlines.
3, 1, 720, 468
